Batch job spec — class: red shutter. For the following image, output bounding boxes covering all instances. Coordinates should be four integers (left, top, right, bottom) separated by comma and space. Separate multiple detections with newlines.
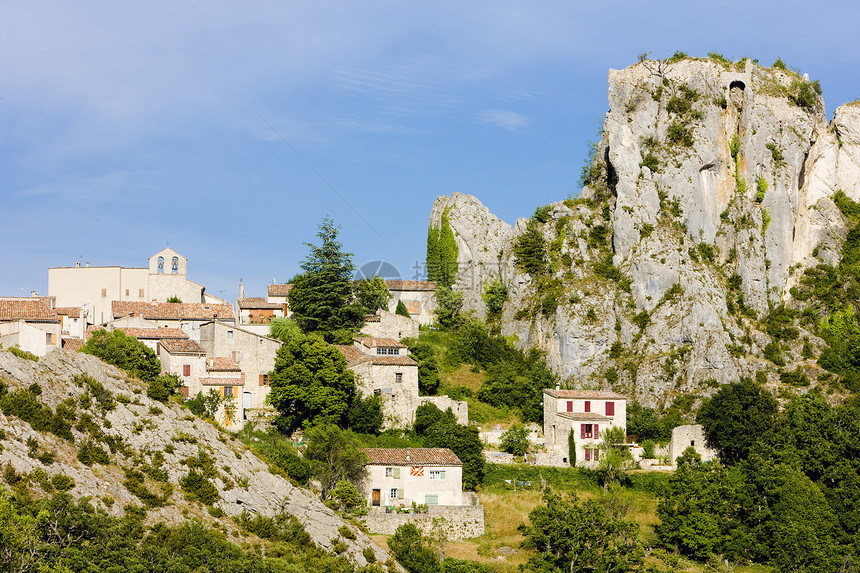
605, 401, 614, 416
584, 400, 590, 412
594, 449, 600, 461
584, 449, 591, 461
181, 386, 189, 398
183, 364, 191, 377
594, 424, 599, 439
580, 424, 586, 439
566, 400, 573, 412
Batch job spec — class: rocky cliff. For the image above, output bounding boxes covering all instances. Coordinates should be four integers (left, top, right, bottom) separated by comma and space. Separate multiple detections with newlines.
430, 57, 860, 407
0, 349, 392, 568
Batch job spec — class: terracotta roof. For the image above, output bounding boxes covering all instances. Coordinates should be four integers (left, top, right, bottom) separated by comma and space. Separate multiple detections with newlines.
369, 355, 417, 366
267, 283, 292, 297
200, 377, 244, 386
62, 338, 84, 352
54, 307, 81, 318
544, 389, 627, 400
353, 337, 407, 348
384, 280, 436, 292
206, 357, 241, 372
558, 412, 611, 422
159, 338, 206, 354
0, 299, 59, 322
364, 448, 461, 467
237, 297, 281, 310
112, 301, 234, 321
337, 345, 371, 367
117, 327, 188, 340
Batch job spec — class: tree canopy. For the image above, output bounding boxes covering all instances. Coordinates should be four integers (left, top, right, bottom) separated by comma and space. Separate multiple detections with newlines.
267, 331, 356, 434
81, 329, 161, 381
354, 276, 391, 315
287, 217, 364, 341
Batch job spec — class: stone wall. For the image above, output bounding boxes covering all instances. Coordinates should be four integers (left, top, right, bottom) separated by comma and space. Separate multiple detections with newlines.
362, 310, 419, 341
365, 504, 485, 540
669, 424, 718, 466
420, 396, 468, 425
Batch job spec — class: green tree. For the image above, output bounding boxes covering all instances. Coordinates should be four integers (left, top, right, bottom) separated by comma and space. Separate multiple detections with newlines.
435, 286, 464, 329
355, 276, 392, 315
513, 220, 549, 277
414, 402, 457, 435
401, 337, 440, 395
388, 523, 442, 573
499, 425, 530, 457
267, 332, 356, 433
166, 295, 182, 303
81, 329, 160, 381
268, 317, 303, 343
395, 298, 411, 317
696, 377, 778, 466
146, 373, 181, 403
303, 424, 368, 499
346, 394, 384, 435
519, 489, 645, 572
288, 216, 364, 341
427, 207, 459, 288
423, 419, 485, 490
596, 426, 630, 488
481, 278, 508, 321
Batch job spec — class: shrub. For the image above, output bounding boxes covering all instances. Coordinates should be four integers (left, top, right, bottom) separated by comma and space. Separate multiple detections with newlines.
395, 299, 410, 318
7, 346, 38, 361
500, 425, 530, 457
633, 311, 650, 331
666, 51, 688, 64
179, 469, 219, 505
766, 143, 785, 166
533, 205, 552, 223
0, 387, 74, 441
780, 369, 810, 387
667, 122, 694, 147
51, 474, 75, 492
81, 330, 161, 381
772, 58, 787, 69
762, 209, 771, 236
763, 342, 785, 366
77, 441, 110, 466
756, 178, 768, 202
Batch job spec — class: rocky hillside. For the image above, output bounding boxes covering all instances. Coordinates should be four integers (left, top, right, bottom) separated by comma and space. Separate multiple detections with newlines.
0, 348, 392, 568
430, 56, 860, 407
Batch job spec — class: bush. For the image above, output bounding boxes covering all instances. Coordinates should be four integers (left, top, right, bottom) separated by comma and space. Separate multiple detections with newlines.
77, 440, 110, 466
7, 346, 38, 361
639, 153, 660, 172
756, 178, 768, 202
513, 220, 549, 277
500, 425, 530, 457
388, 523, 441, 573
81, 329, 161, 381
179, 469, 219, 505
0, 387, 74, 441
667, 122, 693, 147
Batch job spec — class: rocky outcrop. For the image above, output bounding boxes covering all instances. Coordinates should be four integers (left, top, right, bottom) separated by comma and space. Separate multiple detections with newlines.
429, 58, 860, 407
0, 349, 392, 568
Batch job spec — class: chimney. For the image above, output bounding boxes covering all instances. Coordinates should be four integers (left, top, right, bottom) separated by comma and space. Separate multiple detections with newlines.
555, 383, 560, 391
85, 262, 90, 267
31, 290, 39, 297
239, 280, 245, 299
76, 262, 81, 268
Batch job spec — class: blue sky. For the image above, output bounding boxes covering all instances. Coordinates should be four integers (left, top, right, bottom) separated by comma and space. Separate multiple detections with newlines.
2, 1, 859, 301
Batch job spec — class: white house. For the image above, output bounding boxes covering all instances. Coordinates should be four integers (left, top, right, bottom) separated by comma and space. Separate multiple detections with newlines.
0, 298, 61, 357
362, 448, 463, 508
543, 389, 627, 467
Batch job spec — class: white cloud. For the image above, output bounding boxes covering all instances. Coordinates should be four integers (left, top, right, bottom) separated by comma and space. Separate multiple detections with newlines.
479, 109, 528, 130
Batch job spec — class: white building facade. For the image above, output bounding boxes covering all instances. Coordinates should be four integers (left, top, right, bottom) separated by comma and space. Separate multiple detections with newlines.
362, 448, 463, 508
543, 389, 627, 467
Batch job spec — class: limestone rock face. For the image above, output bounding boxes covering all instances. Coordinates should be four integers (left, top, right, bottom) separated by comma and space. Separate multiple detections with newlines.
0, 349, 393, 568
429, 59, 860, 406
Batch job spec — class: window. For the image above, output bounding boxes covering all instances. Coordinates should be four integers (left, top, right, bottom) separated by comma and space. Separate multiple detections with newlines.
584, 448, 599, 461
125, 288, 129, 296
395, 372, 403, 384
259, 374, 269, 386
429, 470, 446, 480
594, 448, 600, 461
385, 467, 393, 478
377, 347, 399, 355
584, 400, 591, 413
139, 289, 145, 298
566, 400, 573, 412
605, 401, 615, 416
224, 386, 233, 398
101, 288, 107, 297
157, 256, 164, 273
183, 364, 191, 376
227, 330, 234, 345
231, 351, 241, 364
581, 424, 593, 439
691, 440, 695, 447
390, 488, 398, 499
584, 448, 591, 461
425, 494, 439, 505
46, 333, 55, 345
171, 256, 179, 273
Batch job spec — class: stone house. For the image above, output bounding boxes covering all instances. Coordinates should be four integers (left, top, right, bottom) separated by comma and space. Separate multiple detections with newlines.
48, 248, 224, 326
157, 338, 208, 398
361, 310, 418, 341
54, 307, 85, 340
198, 320, 281, 413
199, 357, 245, 428
543, 389, 627, 467
111, 300, 235, 340
384, 280, 436, 325
337, 337, 419, 429
669, 424, 718, 466
236, 297, 284, 325
362, 448, 464, 508
0, 298, 61, 357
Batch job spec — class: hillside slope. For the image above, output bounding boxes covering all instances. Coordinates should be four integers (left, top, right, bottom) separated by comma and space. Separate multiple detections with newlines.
430, 57, 860, 406
0, 348, 391, 568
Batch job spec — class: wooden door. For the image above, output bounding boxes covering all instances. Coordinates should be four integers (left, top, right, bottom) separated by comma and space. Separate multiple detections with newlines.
372, 489, 381, 506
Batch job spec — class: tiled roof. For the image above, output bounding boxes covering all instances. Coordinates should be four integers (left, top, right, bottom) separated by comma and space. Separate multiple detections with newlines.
237, 297, 281, 309
558, 412, 611, 422
62, 338, 84, 352
112, 301, 234, 321
544, 389, 627, 400
54, 307, 81, 318
200, 377, 244, 386
267, 283, 292, 297
159, 338, 206, 354
337, 345, 371, 367
384, 280, 436, 292
369, 355, 417, 366
0, 299, 59, 322
206, 357, 241, 372
353, 337, 407, 348
117, 327, 188, 340
364, 448, 461, 467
